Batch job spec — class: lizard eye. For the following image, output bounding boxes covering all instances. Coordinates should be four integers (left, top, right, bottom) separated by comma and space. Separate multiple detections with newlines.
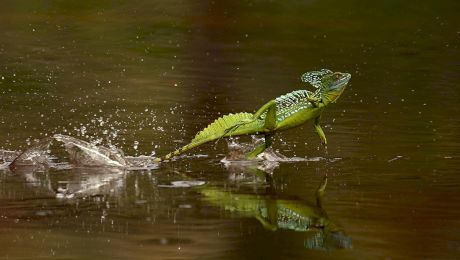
335, 74, 340, 79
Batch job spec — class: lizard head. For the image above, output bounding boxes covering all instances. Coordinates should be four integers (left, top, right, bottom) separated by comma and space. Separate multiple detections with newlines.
301, 69, 351, 105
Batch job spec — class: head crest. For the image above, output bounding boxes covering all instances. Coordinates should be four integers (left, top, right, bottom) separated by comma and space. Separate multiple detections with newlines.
300, 69, 333, 88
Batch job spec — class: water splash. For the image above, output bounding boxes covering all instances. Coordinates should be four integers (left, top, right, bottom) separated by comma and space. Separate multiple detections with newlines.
0, 150, 20, 170
5, 133, 340, 173
222, 136, 339, 163
8, 134, 159, 171
10, 137, 54, 171
54, 134, 127, 167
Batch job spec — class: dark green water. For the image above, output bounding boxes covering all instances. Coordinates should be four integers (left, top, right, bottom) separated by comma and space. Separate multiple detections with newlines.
1, 0, 460, 259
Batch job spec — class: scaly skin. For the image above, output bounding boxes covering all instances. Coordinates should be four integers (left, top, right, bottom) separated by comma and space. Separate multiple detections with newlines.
154, 69, 351, 162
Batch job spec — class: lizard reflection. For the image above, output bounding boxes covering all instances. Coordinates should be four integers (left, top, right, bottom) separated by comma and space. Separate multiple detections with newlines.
198, 174, 352, 250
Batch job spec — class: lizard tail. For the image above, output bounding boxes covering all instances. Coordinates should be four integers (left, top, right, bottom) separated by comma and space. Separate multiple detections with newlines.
153, 112, 254, 162
153, 141, 205, 162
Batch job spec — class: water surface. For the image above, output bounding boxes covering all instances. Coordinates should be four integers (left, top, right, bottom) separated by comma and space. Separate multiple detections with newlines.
1, 0, 460, 259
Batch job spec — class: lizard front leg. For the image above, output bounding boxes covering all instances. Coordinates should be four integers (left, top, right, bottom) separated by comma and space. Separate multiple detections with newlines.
314, 116, 327, 146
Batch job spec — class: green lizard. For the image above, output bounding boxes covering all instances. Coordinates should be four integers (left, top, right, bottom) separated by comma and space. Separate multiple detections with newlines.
154, 69, 350, 162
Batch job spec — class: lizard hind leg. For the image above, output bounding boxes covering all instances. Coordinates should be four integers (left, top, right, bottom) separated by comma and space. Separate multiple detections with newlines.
221, 99, 277, 141
246, 100, 277, 160
246, 134, 273, 160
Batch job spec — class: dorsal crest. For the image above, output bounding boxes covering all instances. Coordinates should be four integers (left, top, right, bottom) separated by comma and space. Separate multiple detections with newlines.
300, 69, 333, 89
